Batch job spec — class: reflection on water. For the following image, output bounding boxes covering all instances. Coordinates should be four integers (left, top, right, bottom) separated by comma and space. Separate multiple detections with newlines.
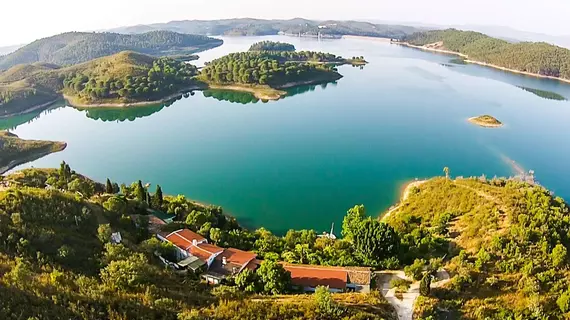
0, 101, 66, 131
518, 86, 567, 101
77, 98, 182, 122
203, 90, 260, 104
203, 81, 339, 104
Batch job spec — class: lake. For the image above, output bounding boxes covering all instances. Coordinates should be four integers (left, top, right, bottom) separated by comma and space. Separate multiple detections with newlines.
6, 35, 570, 235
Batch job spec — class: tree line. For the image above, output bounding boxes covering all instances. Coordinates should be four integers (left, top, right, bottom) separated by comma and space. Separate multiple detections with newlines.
405, 29, 570, 80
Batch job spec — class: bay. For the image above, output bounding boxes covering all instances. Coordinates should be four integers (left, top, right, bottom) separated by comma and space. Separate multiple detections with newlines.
8, 36, 570, 234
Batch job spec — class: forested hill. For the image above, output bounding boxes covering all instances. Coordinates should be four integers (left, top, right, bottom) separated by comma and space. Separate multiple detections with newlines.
0, 31, 223, 71
109, 18, 420, 39
404, 29, 570, 80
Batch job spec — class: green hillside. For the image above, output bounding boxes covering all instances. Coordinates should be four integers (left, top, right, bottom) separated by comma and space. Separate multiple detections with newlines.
0, 51, 202, 114
404, 29, 570, 80
385, 176, 570, 319
0, 165, 396, 319
0, 31, 223, 71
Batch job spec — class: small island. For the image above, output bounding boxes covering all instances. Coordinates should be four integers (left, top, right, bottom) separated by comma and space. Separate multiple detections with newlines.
0, 131, 66, 174
249, 41, 296, 52
468, 115, 503, 128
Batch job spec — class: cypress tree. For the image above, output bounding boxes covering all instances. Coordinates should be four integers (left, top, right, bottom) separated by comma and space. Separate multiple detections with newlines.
154, 185, 164, 207
420, 273, 431, 296
136, 180, 145, 202
105, 178, 113, 194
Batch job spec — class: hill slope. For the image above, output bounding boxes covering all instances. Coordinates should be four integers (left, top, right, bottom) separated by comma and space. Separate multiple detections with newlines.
0, 31, 223, 71
385, 177, 570, 319
0, 51, 201, 114
403, 29, 570, 81
109, 18, 420, 39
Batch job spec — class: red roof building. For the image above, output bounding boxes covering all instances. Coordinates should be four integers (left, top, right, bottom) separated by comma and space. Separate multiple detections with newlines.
284, 264, 348, 292
161, 229, 207, 250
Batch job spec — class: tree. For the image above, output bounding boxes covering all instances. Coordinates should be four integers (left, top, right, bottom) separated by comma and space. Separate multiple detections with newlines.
551, 244, 568, 268
100, 254, 148, 291
443, 167, 450, 179
420, 273, 431, 296
353, 218, 399, 265
153, 185, 164, 208
135, 180, 146, 202
235, 269, 261, 293
341, 205, 366, 241
256, 260, 291, 295
558, 290, 570, 313
97, 224, 113, 243
210, 227, 222, 244
105, 178, 113, 194
314, 286, 345, 317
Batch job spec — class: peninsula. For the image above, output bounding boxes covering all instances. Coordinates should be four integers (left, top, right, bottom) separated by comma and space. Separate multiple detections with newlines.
468, 115, 503, 128
398, 29, 570, 83
0, 131, 66, 174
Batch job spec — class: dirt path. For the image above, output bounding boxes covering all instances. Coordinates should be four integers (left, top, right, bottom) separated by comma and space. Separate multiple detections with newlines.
376, 270, 451, 320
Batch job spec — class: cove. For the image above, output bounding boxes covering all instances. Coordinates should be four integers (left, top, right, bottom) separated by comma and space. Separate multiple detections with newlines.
7, 36, 570, 234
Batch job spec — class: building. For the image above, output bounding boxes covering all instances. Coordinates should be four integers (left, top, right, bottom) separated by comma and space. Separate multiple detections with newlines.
202, 248, 261, 284
157, 229, 260, 282
283, 263, 372, 293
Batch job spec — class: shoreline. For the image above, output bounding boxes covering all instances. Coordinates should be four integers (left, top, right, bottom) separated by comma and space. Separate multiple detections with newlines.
0, 142, 67, 175
206, 84, 286, 100
467, 117, 503, 128
0, 99, 59, 119
63, 86, 204, 108
395, 42, 570, 85
341, 35, 392, 42
381, 179, 428, 221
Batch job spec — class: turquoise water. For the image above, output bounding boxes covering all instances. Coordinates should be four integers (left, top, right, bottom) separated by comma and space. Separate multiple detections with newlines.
8, 36, 570, 234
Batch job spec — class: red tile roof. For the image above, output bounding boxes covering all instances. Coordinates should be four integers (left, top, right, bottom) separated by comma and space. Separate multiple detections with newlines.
190, 243, 224, 261
165, 229, 206, 250
217, 248, 257, 266
284, 264, 348, 289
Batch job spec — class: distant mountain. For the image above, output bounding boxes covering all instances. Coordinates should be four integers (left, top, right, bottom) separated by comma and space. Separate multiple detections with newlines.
0, 31, 223, 71
0, 44, 23, 56
108, 18, 420, 39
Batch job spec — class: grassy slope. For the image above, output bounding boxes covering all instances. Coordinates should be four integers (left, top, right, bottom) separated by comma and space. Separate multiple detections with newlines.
0, 167, 396, 320
0, 51, 169, 114
0, 131, 66, 173
386, 177, 570, 319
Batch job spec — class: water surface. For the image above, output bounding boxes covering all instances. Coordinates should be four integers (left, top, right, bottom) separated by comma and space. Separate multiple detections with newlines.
9, 36, 570, 234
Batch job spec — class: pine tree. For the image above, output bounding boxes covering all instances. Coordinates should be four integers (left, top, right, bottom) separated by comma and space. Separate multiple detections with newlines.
105, 178, 113, 194
154, 185, 164, 208
135, 180, 146, 202
420, 273, 431, 296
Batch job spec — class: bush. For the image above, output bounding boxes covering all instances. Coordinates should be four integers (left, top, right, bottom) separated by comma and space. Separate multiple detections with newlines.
390, 278, 412, 293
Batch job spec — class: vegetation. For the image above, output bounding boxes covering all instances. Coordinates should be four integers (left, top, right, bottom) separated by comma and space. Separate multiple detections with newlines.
62, 54, 199, 104
0, 164, 396, 319
249, 41, 296, 52
518, 86, 567, 101
199, 51, 343, 89
0, 51, 202, 116
468, 115, 503, 127
0, 131, 65, 173
0, 31, 223, 70
111, 18, 420, 39
405, 29, 570, 80
386, 176, 570, 319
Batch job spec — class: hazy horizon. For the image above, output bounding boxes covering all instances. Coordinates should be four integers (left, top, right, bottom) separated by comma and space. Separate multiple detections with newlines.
1, 0, 570, 46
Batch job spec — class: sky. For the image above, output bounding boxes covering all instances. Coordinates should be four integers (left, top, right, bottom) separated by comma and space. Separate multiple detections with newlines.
1, 0, 570, 46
